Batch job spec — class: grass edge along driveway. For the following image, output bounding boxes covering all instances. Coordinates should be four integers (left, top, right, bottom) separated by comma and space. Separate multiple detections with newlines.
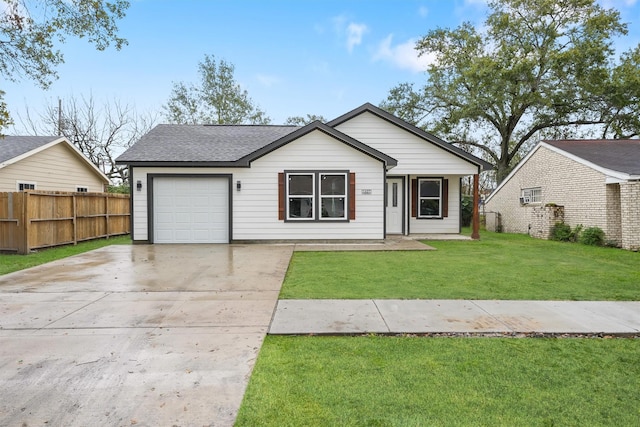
280, 231, 640, 300
0, 235, 131, 276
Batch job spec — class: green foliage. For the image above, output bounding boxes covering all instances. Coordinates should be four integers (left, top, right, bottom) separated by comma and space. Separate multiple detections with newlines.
281, 231, 640, 300
238, 336, 640, 426
551, 222, 574, 242
552, 223, 583, 242
0, 0, 130, 132
381, 0, 640, 183
580, 226, 606, 246
460, 194, 473, 227
284, 114, 327, 126
164, 54, 271, 125
107, 184, 130, 194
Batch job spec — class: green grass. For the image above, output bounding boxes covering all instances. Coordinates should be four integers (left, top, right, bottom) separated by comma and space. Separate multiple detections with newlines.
281, 231, 640, 300
237, 335, 640, 426
0, 235, 131, 275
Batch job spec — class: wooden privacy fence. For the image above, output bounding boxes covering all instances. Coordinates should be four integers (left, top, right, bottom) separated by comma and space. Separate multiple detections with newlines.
0, 191, 130, 254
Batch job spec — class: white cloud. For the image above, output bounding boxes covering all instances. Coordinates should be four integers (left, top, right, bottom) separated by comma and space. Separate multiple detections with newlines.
255, 74, 280, 88
418, 6, 429, 17
330, 14, 369, 52
346, 22, 368, 52
373, 35, 435, 73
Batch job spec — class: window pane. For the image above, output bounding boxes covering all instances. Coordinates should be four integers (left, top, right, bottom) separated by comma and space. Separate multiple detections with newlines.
289, 198, 313, 218
320, 174, 345, 195
420, 199, 440, 216
420, 180, 440, 197
289, 175, 313, 195
321, 197, 345, 218
392, 182, 398, 207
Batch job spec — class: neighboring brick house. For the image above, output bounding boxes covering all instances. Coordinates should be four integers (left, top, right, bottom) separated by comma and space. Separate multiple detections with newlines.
485, 140, 640, 251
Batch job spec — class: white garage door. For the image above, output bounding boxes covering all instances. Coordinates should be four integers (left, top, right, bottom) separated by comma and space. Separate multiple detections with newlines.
153, 177, 229, 243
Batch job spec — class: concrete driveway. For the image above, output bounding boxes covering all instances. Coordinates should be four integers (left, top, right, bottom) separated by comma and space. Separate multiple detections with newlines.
0, 243, 293, 427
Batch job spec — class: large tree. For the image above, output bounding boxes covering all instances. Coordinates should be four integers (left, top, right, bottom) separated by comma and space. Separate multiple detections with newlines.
19, 94, 157, 183
285, 114, 327, 126
0, 0, 130, 131
382, 0, 640, 183
164, 55, 270, 125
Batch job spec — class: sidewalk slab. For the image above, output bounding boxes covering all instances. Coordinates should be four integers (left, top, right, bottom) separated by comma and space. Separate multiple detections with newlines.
374, 300, 510, 333
269, 300, 389, 334
269, 299, 640, 335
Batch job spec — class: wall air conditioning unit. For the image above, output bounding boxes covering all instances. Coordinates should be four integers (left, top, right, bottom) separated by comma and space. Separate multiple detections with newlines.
520, 196, 530, 205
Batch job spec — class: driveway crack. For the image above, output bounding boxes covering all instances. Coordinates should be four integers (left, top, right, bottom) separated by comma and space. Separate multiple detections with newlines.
40, 292, 113, 330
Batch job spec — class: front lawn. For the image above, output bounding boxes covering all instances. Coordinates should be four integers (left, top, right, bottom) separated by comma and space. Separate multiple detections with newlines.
0, 235, 131, 276
236, 336, 640, 426
280, 231, 640, 300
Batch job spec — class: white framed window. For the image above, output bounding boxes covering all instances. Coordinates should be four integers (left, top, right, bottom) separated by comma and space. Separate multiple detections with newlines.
17, 181, 36, 191
285, 171, 348, 221
520, 187, 541, 204
417, 178, 442, 218
287, 173, 315, 220
76, 186, 89, 193
320, 173, 347, 220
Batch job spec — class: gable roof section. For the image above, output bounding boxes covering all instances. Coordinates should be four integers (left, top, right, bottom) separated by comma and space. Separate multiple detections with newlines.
544, 139, 640, 176
0, 135, 109, 183
0, 136, 61, 164
115, 124, 300, 165
238, 121, 397, 167
116, 121, 397, 168
486, 139, 640, 203
327, 102, 493, 172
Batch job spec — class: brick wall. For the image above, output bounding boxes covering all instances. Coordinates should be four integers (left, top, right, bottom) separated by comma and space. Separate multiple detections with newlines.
485, 146, 618, 242
531, 206, 564, 239
620, 181, 640, 251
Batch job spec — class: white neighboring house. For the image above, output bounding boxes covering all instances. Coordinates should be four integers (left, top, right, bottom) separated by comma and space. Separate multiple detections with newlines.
116, 103, 492, 244
485, 139, 640, 251
0, 136, 109, 193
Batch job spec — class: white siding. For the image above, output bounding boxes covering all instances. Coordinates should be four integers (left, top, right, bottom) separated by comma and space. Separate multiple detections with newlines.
131, 130, 385, 241
408, 175, 463, 234
0, 143, 106, 192
335, 111, 478, 175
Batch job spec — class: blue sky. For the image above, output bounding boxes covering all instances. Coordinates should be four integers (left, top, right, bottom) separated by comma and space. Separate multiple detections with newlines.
5, 0, 640, 132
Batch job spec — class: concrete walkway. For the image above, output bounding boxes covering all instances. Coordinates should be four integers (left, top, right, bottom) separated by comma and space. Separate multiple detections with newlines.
270, 299, 640, 335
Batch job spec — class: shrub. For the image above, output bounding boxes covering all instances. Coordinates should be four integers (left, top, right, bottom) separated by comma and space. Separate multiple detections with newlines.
461, 195, 473, 227
551, 223, 582, 242
580, 227, 605, 246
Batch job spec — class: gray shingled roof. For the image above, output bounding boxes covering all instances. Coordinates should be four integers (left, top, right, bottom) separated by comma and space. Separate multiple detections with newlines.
0, 136, 61, 164
116, 124, 300, 163
545, 139, 640, 176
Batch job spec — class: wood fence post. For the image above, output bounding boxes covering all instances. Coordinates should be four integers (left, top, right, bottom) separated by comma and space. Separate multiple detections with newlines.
105, 193, 110, 238
17, 192, 30, 254
73, 193, 78, 245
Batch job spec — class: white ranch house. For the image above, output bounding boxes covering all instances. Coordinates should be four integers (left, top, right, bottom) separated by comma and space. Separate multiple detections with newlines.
116, 103, 491, 244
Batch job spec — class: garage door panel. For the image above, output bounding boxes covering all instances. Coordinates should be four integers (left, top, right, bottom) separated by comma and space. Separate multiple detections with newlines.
153, 177, 229, 244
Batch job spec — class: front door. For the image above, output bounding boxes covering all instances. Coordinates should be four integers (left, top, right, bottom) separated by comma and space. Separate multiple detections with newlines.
386, 177, 403, 234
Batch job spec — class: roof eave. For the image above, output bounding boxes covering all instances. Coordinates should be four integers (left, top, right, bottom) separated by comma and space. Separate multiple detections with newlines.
115, 160, 249, 168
